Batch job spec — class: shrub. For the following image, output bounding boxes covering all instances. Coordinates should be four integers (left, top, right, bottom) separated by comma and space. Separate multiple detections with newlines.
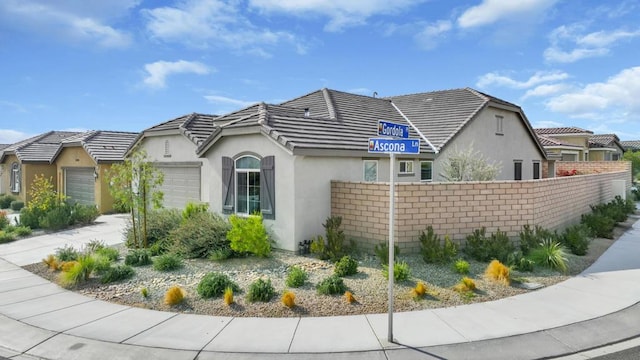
182, 202, 209, 220
101, 265, 135, 284
153, 254, 183, 271
208, 247, 233, 261
197, 272, 240, 298
12, 225, 31, 237
141, 287, 149, 298
311, 216, 349, 261
529, 238, 568, 273
246, 278, 276, 302
55, 244, 79, 262
59, 254, 96, 287
95, 247, 120, 262
92, 254, 113, 275
485, 260, 510, 285
334, 255, 358, 277
0, 231, 16, 244
10, 201, 24, 212
60, 261, 78, 272
282, 290, 296, 308
420, 226, 458, 264
560, 223, 591, 256
374, 242, 399, 265
463, 228, 514, 263
40, 204, 73, 230
506, 251, 534, 272
581, 213, 615, 239
285, 266, 308, 288
344, 291, 356, 304
412, 282, 428, 299
42, 254, 59, 271
19, 207, 41, 229
0, 210, 8, 229
519, 225, 555, 255
170, 211, 231, 259
454, 277, 477, 293
309, 235, 327, 259
382, 261, 411, 282
453, 259, 470, 274
0, 195, 16, 209
70, 204, 99, 225
228, 214, 271, 257
224, 287, 234, 305
317, 275, 347, 295
125, 208, 182, 249
125, 248, 152, 266
164, 286, 185, 306
83, 239, 106, 253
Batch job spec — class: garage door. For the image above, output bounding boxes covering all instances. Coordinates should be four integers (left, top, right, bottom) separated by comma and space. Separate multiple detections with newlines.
65, 168, 95, 206
157, 164, 201, 209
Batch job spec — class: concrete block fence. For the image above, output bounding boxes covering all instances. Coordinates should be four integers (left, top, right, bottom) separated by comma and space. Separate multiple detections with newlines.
331, 161, 631, 252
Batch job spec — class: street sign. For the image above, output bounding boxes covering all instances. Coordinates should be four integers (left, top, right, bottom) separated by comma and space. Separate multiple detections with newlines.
368, 138, 420, 154
378, 120, 409, 139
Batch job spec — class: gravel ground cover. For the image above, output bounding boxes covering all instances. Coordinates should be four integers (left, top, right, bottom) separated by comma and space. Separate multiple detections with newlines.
23, 218, 635, 318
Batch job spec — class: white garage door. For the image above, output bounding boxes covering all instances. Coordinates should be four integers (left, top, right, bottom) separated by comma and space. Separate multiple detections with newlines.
157, 164, 201, 209
65, 168, 95, 206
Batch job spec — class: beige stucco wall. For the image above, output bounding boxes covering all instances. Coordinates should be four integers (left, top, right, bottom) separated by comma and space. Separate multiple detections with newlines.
24, 163, 57, 204
434, 107, 544, 181
1, 155, 23, 200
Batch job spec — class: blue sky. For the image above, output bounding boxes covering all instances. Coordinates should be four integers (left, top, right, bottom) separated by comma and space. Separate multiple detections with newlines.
1, 0, 639, 144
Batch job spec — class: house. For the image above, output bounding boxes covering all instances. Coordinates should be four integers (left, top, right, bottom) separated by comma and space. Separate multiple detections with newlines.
0, 144, 8, 194
132, 113, 217, 209
53, 130, 139, 213
588, 134, 625, 161
0, 131, 81, 204
534, 127, 593, 161
621, 140, 640, 152
193, 88, 546, 251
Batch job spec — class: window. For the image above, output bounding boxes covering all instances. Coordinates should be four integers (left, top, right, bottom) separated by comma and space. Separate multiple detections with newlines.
420, 161, 433, 182
514, 161, 522, 181
612, 153, 620, 161
363, 160, 378, 181
164, 140, 171, 157
399, 160, 414, 174
10, 162, 20, 193
496, 115, 504, 135
533, 161, 540, 180
222, 155, 275, 219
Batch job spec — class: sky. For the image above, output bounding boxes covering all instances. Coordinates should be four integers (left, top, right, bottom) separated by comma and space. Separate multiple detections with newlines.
1, 0, 639, 144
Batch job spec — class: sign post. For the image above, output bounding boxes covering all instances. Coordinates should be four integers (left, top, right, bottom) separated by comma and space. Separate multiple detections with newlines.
369, 120, 420, 343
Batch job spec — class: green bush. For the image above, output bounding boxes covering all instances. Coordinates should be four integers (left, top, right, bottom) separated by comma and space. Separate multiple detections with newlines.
581, 213, 615, 239
19, 207, 41, 229
124, 248, 152, 266
0, 195, 16, 209
92, 254, 113, 275
60, 254, 95, 287
208, 247, 233, 261
10, 201, 24, 211
453, 259, 470, 274
373, 242, 399, 265
12, 225, 31, 237
382, 261, 411, 282
311, 216, 349, 261
182, 202, 209, 220
100, 265, 135, 284
560, 223, 591, 256
152, 253, 183, 271
227, 214, 271, 257
95, 247, 120, 262
246, 278, 276, 302
285, 266, 308, 288
506, 251, 534, 272
0, 211, 8, 229
0, 230, 16, 244
334, 255, 358, 277
170, 211, 231, 259
316, 275, 347, 295
70, 204, 99, 225
419, 226, 458, 264
124, 208, 182, 249
463, 228, 514, 263
197, 272, 240, 298
40, 204, 72, 230
55, 244, 80, 262
529, 238, 568, 273
519, 225, 556, 255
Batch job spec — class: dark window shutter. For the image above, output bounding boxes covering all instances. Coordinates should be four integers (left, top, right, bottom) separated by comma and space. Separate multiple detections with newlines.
260, 155, 275, 220
514, 162, 522, 181
222, 157, 234, 214
533, 162, 540, 179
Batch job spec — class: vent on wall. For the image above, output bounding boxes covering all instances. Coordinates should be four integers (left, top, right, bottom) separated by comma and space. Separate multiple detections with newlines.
164, 140, 171, 158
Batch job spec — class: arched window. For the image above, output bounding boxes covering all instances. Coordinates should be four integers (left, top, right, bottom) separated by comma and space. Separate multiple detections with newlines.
235, 156, 261, 214
10, 162, 20, 193
221, 155, 275, 219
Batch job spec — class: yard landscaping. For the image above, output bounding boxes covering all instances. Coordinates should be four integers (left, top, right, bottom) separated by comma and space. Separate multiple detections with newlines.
21, 197, 638, 318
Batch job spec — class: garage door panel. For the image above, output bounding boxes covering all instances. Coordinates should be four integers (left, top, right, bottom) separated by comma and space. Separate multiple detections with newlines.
65, 168, 95, 206
157, 166, 201, 209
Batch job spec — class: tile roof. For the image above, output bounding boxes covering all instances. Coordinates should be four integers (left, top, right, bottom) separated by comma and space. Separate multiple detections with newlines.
0, 144, 8, 151
198, 87, 545, 157
61, 130, 139, 163
143, 113, 218, 146
620, 140, 640, 151
534, 127, 593, 135
0, 131, 81, 163
536, 134, 583, 148
589, 134, 622, 149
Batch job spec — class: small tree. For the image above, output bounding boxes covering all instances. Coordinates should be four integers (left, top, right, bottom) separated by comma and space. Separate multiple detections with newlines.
622, 150, 640, 181
440, 143, 502, 181
107, 149, 164, 248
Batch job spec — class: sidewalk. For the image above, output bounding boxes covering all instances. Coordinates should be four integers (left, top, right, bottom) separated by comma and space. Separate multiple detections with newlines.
0, 213, 639, 360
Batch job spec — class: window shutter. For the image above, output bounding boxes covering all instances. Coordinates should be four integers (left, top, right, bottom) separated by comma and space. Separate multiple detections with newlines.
222, 157, 234, 213
260, 155, 275, 220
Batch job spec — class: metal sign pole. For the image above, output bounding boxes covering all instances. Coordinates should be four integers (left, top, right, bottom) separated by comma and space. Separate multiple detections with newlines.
388, 152, 395, 343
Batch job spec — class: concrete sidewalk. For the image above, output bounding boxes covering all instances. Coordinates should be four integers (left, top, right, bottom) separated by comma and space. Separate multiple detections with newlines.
0, 213, 639, 360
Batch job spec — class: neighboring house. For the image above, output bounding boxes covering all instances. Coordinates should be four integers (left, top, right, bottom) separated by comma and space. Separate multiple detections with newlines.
54, 130, 139, 213
621, 140, 640, 152
0, 144, 8, 194
534, 127, 593, 161
588, 134, 625, 161
193, 88, 546, 251
132, 113, 217, 209
535, 134, 584, 177
0, 131, 81, 204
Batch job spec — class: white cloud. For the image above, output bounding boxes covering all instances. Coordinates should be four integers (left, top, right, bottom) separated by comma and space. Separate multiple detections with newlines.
477, 70, 569, 89
142, 60, 211, 89
457, 0, 558, 28
577, 29, 640, 47
249, 0, 425, 32
522, 83, 572, 99
546, 67, 640, 120
544, 25, 640, 63
0, 129, 33, 144
414, 20, 452, 50
0, 0, 133, 48
204, 95, 256, 108
543, 47, 609, 63
142, 0, 302, 55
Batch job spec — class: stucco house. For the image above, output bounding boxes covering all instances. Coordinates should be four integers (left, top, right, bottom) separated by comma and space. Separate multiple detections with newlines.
192, 88, 546, 251
534, 127, 593, 161
0, 131, 81, 204
53, 130, 138, 213
588, 134, 625, 161
132, 113, 217, 209
0, 144, 8, 194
